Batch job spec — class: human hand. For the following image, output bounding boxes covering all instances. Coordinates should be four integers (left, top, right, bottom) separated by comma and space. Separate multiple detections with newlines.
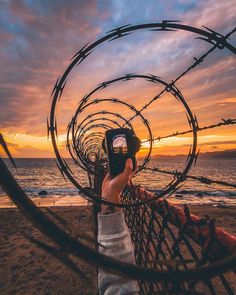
101, 158, 136, 212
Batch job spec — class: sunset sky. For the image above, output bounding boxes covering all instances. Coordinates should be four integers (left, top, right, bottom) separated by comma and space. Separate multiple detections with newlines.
0, 0, 235, 158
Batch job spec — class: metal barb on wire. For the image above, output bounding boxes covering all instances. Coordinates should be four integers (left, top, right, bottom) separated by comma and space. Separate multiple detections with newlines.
142, 118, 236, 143
123, 26, 235, 128
142, 166, 236, 189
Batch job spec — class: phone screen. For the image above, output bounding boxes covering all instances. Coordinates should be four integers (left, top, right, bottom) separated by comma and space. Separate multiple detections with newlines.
112, 134, 128, 154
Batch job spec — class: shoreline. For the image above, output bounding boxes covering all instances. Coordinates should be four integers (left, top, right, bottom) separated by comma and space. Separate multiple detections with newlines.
1, 195, 236, 237
0, 195, 88, 208
1, 194, 236, 209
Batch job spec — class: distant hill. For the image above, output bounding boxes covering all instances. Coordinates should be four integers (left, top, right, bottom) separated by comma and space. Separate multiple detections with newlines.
202, 149, 236, 159
140, 149, 236, 160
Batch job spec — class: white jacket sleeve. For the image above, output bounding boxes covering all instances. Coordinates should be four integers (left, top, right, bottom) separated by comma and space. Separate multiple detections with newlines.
97, 210, 139, 295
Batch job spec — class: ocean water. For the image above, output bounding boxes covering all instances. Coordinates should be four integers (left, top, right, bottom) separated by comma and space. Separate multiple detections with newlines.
135, 158, 236, 206
1, 158, 236, 206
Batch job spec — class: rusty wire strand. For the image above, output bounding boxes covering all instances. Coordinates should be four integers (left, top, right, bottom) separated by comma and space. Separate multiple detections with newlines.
141, 118, 236, 143
141, 166, 236, 189
122, 27, 236, 127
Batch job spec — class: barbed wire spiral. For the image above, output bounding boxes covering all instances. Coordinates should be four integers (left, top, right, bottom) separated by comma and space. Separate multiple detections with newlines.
48, 21, 236, 207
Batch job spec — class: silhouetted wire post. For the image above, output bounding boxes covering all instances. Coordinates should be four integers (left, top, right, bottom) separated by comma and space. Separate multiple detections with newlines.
93, 160, 106, 243
92, 159, 105, 291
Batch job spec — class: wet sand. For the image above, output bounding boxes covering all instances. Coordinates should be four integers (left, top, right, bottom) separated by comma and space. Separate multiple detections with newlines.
0, 195, 87, 208
0, 203, 236, 294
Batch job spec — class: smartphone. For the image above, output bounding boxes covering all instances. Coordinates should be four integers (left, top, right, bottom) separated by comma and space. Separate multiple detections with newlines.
104, 128, 139, 177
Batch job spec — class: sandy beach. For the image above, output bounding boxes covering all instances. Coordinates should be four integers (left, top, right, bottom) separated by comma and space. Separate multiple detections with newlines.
189, 205, 236, 236
0, 201, 236, 294
0, 195, 88, 209
0, 206, 97, 295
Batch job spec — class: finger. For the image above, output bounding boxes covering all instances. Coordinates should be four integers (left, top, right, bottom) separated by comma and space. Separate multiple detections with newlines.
120, 158, 133, 179
131, 160, 138, 178
105, 171, 112, 181
102, 172, 111, 188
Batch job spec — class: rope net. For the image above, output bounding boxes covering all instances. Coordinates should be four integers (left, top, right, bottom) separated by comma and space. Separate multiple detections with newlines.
121, 185, 236, 294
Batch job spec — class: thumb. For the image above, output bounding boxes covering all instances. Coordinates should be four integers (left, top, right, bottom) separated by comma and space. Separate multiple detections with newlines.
121, 158, 133, 178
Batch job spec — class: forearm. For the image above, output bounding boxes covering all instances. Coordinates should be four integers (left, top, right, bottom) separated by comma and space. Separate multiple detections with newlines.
97, 211, 139, 295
